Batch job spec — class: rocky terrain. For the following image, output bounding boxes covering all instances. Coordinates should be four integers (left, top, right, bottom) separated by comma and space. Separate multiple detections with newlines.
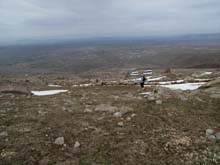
0, 69, 220, 164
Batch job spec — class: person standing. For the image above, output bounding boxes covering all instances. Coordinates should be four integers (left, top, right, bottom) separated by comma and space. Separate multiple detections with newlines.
140, 75, 146, 88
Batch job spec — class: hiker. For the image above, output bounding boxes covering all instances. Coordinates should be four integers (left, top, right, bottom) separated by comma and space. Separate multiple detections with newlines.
140, 75, 146, 88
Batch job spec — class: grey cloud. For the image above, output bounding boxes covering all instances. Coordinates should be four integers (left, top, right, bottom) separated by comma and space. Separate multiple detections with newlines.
0, 0, 220, 44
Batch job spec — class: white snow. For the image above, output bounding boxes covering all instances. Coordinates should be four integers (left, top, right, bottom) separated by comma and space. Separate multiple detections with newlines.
148, 76, 166, 82
130, 71, 139, 76
144, 70, 152, 72
131, 77, 142, 83
161, 83, 205, 91
144, 70, 152, 75
205, 72, 212, 75
79, 83, 93, 87
194, 78, 211, 82
144, 72, 152, 75
130, 73, 139, 76
31, 90, 68, 96
159, 80, 184, 85
72, 83, 93, 87
140, 92, 152, 95
48, 84, 62, 87
201, 72, 212, 76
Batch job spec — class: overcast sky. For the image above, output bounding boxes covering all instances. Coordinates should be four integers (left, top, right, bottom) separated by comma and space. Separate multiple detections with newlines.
1, 0, 220, 44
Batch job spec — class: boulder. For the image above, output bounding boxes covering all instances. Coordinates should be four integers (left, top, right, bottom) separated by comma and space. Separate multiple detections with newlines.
113, 112, 123, 118
54, 137, 65, 145
215, 132, 220, 140
156, 100, 162, 104
118, 122, 124, 127
74, 141, 81, 148
206, 129, 214, 137
207, 135, 216, 142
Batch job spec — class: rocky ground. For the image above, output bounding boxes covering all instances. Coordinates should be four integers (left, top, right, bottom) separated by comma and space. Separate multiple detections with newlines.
1, 69, 220, 165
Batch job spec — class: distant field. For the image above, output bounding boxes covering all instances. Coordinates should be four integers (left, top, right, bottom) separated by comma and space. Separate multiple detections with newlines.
0, 42, 220, 74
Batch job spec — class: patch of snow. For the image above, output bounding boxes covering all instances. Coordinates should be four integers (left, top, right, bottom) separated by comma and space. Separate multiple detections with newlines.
176, 80, 185, 83
144, 72, 152, 75
148, 76, 166, 82
79, 83, 93, 87
201, 72, 213, 76
159, 80, 184, 85
131, 77, 142, 83
144, 70, 153, 75
130, 73, 139, 76
31, 90, 68, 96
194, 79, 211, 82
161, 83, 205, 91
144, 70, 152, 72
130, 71, 139, 76
48, 84, 62, 87
140, 92, 152, 95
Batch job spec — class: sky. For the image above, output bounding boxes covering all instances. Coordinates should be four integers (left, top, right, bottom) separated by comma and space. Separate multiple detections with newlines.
1, 0, 220, 44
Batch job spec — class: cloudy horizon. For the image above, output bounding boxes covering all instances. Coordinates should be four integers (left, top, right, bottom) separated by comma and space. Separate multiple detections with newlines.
1, 0, 220, 44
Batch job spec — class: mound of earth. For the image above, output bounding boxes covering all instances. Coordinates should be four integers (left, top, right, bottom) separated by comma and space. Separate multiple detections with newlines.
199, 78, 220, 98
0, 83, 30, 95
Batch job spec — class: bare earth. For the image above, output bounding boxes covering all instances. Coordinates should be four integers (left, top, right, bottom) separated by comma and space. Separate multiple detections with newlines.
0, 69, 220, 165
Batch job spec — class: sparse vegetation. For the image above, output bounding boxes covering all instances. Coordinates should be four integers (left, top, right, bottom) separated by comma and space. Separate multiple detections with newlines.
0, 69, 220, 164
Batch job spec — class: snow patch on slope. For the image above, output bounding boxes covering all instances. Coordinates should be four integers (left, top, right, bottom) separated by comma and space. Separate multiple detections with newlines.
31, 90, 68, 96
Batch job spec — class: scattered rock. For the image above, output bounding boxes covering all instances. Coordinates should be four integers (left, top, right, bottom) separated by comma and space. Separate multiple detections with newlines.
84, 108, 93, 113
118, 122, 124, 127
126, 117, 131, 121
54, 137, 65, 145
165, 136, 192, 150
156, 100, 162, 104
215, 132, 220, 140
74, 141, 81, 148
113, 112, 123, 118
173, 136, 191, 146
0, 131, 8, 137
206, 129, 214, 137
131, 114, 136, 118
205, 129, 218, 141
207, 135, 216, 142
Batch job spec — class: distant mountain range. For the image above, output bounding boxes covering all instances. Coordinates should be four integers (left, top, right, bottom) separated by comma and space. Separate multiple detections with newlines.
2, 33, 220, 46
